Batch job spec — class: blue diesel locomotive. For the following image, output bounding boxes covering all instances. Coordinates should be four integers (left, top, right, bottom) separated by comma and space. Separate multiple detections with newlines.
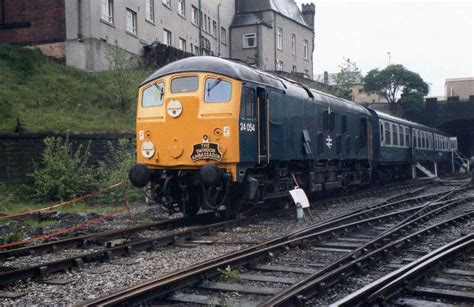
129, 57, 456, 217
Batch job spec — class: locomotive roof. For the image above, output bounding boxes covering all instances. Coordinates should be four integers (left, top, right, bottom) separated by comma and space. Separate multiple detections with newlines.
142, 56, 370, 115
372, 109, 450, 136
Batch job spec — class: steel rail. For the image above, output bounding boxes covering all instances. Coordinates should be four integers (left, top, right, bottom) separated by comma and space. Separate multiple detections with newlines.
0, 179, 430, 261
0, 183, 435, 287
332, 233, 474, 306
80, 189, 464, 306
261, 193, 473, 306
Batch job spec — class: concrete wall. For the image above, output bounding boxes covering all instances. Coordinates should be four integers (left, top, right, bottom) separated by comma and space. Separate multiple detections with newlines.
0, 133, 133, 184
445, 78, 474, 101
64, 0, 234, 71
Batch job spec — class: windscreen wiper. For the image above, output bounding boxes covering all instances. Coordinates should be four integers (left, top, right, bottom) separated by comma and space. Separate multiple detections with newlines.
207, 78, 222, 93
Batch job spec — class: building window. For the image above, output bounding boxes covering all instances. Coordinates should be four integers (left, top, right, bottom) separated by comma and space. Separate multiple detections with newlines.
291, 33, 296, 55
292, 65, 297, 73
207, 17, 211, 33
126, 9, 137, 35
221, 27, 227, 44
146, 0, 154, 22
163, 29, 171, 46
178, 0, 185, 17
243, 33, 256, 48
179, 38, 186, 52
162, 0, 171, 8
194, 45, 199, 55
101, 0, 114, 24
203, 14, 208, 31
303, 40, 308, 60
277, 60, 283, 71
277, 27, 283, 50
212, 21, 217, 36
191, 6, 198, 25
304, 69, 309, 78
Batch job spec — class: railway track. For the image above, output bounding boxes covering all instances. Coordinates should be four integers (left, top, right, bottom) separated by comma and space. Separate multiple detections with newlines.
0, 178, 430, 261
333, 232, 474, 306
79, 183, 471, 306
0, 180, 437, 291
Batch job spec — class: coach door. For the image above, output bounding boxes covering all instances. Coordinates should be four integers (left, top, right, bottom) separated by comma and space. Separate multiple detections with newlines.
257, 87, 269, 164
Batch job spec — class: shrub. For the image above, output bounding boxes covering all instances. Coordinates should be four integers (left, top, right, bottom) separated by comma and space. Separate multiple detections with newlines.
96, 139, 142, 205
31, 136, 97, 201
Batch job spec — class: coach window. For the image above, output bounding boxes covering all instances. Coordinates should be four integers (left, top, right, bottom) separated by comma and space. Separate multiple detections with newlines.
341, 115, 347, 133
171, 76, 198, 93
380, 123, 384, 144
323, 111, 329, 131
384, 122, 391, 146
405, 127, 410, 146
399, 125, 404, 147
392, 123, 398, 146
417, 131, 421, 148
142, 82, 165, 107
329, 112, 336, 131
205, 78, 232, 102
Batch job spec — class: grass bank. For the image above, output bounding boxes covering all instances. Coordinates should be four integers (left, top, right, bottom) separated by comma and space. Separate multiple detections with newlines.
0, 44, 152, 133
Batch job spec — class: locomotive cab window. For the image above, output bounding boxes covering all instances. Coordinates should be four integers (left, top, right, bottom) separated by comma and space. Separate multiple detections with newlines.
205, 78, 232, 102
171, 76, 198, 93
242, 87, 256, 119
143, 82, 165, 107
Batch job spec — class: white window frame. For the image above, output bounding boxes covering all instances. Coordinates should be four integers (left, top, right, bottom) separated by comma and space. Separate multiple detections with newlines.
146, 0, 154, 22
178, 0, 185, 17
243, 33, 257, 48
303, 40, 308, 60
291, 33, 296, 55
101, 0, 114, 24
163, 29, 171, 46
126, 8, 137, 35
220, 27, 227, 44
277, 27, 283, 50
178, 37, 186, 52
162, 0, 171, 8
277, 60, 283, 71
191, 6, 198, 25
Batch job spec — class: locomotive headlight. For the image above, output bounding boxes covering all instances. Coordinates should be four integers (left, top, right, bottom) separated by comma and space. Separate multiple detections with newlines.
141, 140, 155, 159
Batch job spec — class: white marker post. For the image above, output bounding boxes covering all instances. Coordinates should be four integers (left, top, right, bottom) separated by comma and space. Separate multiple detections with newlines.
289, 174, 313, 221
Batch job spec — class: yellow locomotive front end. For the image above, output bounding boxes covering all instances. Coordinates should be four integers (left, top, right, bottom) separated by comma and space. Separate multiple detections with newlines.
129, 70, 242, 217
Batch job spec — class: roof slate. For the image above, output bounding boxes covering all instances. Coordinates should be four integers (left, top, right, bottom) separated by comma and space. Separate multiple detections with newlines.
234, 0, 309, 28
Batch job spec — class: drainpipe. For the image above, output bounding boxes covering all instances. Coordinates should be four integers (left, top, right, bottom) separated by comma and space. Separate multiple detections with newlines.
273, 11, 277, 71
217, 2, 221, 56
77, 0, 83, 41
198, 0, 202, 55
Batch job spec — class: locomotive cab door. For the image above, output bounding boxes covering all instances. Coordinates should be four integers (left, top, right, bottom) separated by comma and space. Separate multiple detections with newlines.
257, 87, 269, 164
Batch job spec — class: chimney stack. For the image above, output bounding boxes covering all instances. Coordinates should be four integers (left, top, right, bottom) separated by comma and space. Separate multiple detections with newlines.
301, 3, 315, 31
323, 71, 329, 85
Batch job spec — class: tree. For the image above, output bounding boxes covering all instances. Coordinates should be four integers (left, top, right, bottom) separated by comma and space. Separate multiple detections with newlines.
363, 64, 428, 104
105, 42, 135, 111
335, 57, 362, 99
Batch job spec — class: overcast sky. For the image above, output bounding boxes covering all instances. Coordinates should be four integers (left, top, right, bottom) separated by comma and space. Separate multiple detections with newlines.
294, 0, 473, 97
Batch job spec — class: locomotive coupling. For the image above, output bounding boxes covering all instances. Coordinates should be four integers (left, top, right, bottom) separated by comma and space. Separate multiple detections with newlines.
199, 164, 223, 187
129, 164, 150, 188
